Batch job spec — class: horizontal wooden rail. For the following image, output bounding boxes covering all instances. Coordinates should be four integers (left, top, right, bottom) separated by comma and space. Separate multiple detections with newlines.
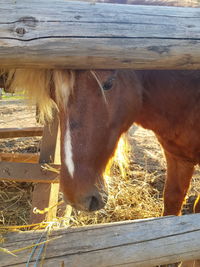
0, 0, 200, 69
0, 162, 59, 183
0, 127, 43, 138
0, 152, 39, 163
2, 214, 200, 266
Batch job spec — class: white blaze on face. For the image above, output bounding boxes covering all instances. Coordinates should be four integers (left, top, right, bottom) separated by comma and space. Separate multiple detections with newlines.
65, 119, 74, 178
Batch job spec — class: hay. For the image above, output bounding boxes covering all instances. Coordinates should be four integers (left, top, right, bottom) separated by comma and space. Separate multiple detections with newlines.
69, 128, 164, 227
0, 180, 33, 226
0, 136, 40, 227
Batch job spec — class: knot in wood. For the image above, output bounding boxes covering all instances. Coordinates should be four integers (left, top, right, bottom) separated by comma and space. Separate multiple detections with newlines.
18, 16, 38, 27
15, 27, 26, 36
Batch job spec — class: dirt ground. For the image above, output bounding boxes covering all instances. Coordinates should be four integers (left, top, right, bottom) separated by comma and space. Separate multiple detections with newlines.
0, 99, 40, 153
0, 99, 200, 227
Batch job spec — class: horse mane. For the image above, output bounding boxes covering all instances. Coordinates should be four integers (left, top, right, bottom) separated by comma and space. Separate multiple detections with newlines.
2, 69, 75, 122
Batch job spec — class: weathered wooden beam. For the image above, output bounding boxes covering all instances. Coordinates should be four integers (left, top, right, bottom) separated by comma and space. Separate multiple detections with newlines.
0, 152, 39, 163
0, 127, 43, 139
2, 214, 200, 266
0, 0, 200, 69
0, 162, 59, 183
99, 0, 199, 7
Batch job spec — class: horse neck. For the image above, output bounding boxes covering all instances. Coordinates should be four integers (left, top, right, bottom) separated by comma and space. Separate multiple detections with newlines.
134, 70, 200, 134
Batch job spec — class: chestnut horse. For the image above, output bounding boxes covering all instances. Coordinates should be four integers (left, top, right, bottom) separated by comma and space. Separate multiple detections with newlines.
5, 69, 200, 217
58, 69, 200, 215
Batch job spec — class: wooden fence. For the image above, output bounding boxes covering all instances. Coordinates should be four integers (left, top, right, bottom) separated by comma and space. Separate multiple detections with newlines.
2, 214, 200, 266
0, 117, 62, 223
0, 0, 200, 69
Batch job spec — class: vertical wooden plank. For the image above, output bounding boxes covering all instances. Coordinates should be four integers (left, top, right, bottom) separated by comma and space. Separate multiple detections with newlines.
30, 111, 60, 223
57, 202, 73, 226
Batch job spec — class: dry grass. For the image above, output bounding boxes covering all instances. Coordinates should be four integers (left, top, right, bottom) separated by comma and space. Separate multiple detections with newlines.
0, 181, 33, 226
0, 137, 40, 226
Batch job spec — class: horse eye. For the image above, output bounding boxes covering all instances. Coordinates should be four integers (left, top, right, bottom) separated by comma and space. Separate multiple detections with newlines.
102, 80, 113, 90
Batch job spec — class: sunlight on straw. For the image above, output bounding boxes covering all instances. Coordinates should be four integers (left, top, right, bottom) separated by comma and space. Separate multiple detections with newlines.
41, 163, 60, 174
114, 136, 129, 177
104, 134, 129, 181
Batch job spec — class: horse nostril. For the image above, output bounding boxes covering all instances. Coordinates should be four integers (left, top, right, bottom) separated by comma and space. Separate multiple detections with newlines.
89, 196, 100, 211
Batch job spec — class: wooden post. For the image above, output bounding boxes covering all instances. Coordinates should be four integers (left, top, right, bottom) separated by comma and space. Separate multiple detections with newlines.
30, 111, 60, 223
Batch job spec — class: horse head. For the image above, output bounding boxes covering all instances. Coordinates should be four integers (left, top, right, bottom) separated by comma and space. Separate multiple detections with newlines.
57, 70, 142, 211
4, 68, 142, 212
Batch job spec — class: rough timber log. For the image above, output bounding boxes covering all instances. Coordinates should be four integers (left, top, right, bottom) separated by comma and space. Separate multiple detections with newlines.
0, 0, 200, 69
0, 162, 59, 183
0, 152, 39, 163
1, 214, 200, 267
0, 127, 43, 139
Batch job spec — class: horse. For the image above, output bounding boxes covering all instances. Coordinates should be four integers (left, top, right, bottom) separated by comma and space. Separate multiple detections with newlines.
58, 69, 200, 216
4, 68, 200, 217
1, 0, 199, 216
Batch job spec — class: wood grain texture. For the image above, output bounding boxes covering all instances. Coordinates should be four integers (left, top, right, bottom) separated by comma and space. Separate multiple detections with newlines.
0, 162, 59, 183
0, 0, 200, 69
2, 214, 200, 266
30, 114, 61, 223
99, 0, 200, 7
0, 127, 43, 138
0, 152, 39, 163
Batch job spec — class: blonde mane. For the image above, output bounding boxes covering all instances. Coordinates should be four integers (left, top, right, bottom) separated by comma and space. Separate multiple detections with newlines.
3, 69, 75, 122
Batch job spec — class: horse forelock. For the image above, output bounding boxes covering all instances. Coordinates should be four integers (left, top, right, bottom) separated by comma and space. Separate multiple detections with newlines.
90, 70, 108, 104
53, 70, 75, 111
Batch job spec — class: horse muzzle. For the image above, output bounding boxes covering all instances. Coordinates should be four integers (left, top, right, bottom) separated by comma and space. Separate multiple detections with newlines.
80, 192, 107, 211
63, 189, 108, 212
